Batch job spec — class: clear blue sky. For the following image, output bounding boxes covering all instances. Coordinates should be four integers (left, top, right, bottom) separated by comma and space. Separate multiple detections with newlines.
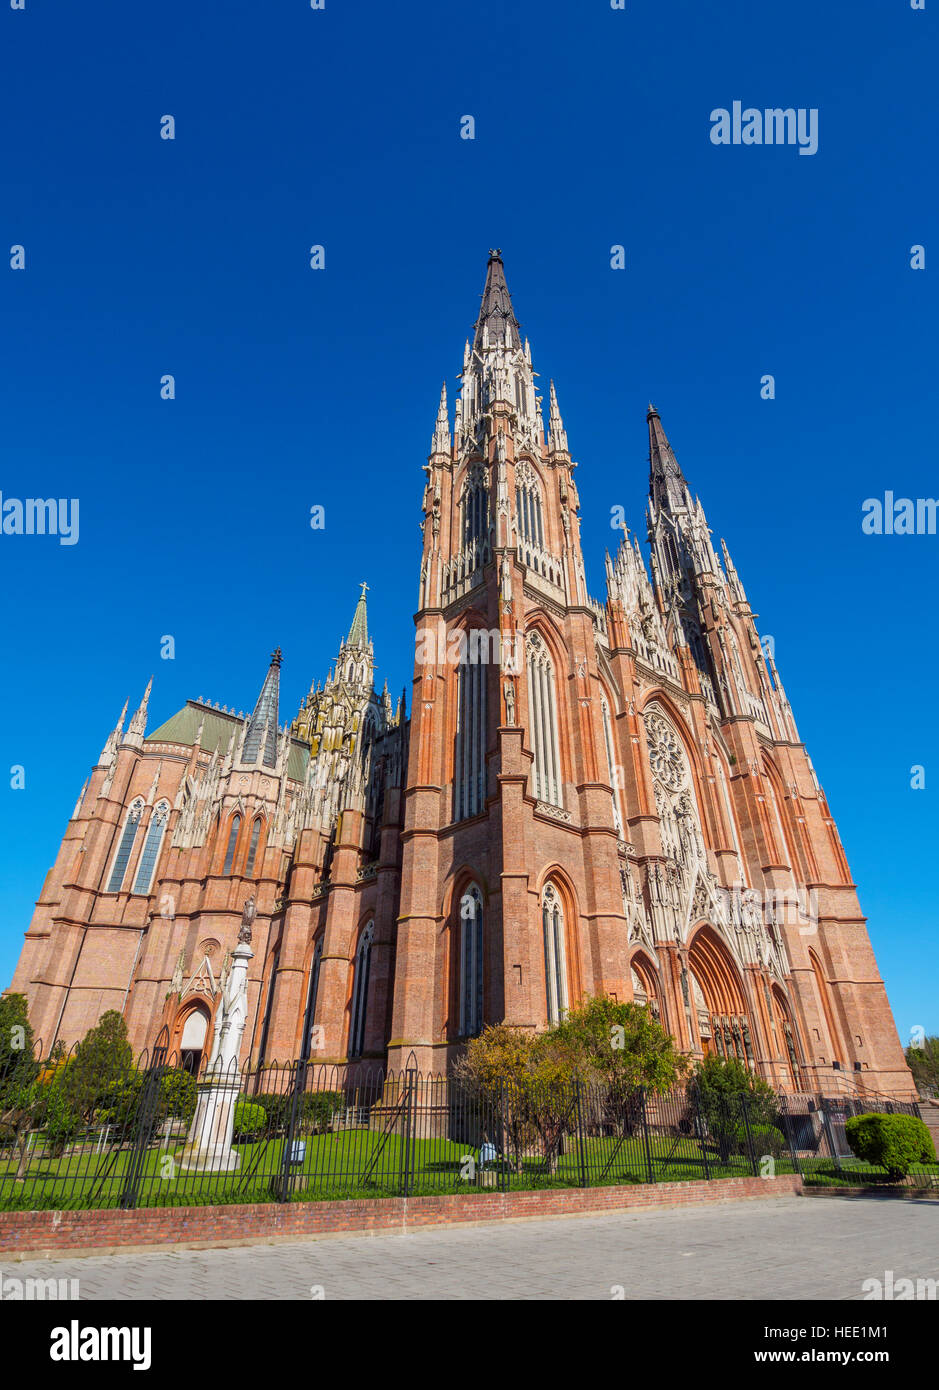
1, 0, 936, 1042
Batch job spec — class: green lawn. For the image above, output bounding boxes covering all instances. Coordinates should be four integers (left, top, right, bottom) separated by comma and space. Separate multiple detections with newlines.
798, 1156, 939, 1189
0, 1127, 793, 1211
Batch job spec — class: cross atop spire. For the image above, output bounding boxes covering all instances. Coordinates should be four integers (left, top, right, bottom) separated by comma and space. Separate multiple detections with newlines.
473, 248, 521, 351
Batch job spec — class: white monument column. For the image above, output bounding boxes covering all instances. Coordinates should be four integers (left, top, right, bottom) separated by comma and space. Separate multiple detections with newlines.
180, 898, 256, 1173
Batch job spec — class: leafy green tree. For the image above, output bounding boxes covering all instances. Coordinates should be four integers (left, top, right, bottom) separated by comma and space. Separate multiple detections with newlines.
453, 1025, 543, 1173
61, 1010, 135, 1124
549, 995, 687, 1096
0, 996, 42, 1179
693, 1055, 778, 1162
541, 996, 689, 1141
0, 994, 39, 1106
905, 1037, 939, 1093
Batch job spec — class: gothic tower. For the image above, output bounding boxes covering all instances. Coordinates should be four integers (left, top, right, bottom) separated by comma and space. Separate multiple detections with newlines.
389, 250, 911, 1096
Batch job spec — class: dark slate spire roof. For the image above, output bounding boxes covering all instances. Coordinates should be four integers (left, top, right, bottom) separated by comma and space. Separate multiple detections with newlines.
647, 404, 690, 513
346, 583, 370, 649
473, 249, 521, 351
243, 647, 282, 767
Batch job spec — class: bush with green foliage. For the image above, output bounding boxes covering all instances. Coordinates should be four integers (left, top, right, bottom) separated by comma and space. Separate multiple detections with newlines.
302, 1091, 344, 1133
844, 1112, 936, 1181
156, 1068, 197, 1125
232, 1100, 268, 1142
254, 1090, 345, 1135
736, 1122, 787, 1161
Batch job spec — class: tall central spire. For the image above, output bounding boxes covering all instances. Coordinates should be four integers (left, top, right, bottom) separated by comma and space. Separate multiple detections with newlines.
243, 647, 282, 768
347, 582, 370, 649
647, 404, 690, 514
473, 248, 521, 351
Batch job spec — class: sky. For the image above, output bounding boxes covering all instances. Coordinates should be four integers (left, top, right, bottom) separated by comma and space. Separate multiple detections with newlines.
1, 0, 936, 1041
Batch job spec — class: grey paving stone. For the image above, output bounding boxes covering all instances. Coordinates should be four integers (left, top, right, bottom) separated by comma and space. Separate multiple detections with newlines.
6, 1195, 939, 1301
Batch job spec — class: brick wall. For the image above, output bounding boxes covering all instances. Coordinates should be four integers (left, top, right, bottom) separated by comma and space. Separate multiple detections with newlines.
0, 1173, 802, 1258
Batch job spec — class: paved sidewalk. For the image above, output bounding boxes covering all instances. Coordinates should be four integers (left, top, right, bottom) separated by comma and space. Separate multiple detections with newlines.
5, 1195, 938, 1300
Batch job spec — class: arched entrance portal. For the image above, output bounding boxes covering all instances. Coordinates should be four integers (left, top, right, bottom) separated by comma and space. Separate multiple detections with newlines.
179, 1005, 210, 1076
688, 927, 755, 1068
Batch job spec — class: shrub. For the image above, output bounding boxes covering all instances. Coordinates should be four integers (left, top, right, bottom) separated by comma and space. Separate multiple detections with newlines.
844, 1112, 936, 1181
254, 1089, 345, 1134
232, 1100, 267, 1142
253, 1093, 291, 1131
736, 1122, 787, 1161
302, 1091, 344, 1134
157, 1068, 197, 1126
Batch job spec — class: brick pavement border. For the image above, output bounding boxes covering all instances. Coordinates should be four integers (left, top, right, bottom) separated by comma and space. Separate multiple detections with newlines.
0, 1173, 801, 1260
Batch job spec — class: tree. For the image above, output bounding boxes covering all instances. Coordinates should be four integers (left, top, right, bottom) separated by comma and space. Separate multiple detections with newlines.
454, 1005, 689, 1175
0, 995, 41, 1181
693, 1055, 778, 1162
905, 1037, 939, 1094
544, 996, 689, 1139
61, 1010, 135, 1124
453, 1025, 542, 1173
0, 994, 38, 1106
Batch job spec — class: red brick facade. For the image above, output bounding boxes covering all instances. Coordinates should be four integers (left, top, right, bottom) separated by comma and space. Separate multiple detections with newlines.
7, 253, 914, 1099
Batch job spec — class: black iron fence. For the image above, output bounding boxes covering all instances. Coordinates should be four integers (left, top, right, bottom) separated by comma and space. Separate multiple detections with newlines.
0, 1044, 934, 1211
776, 1091, 938, 1190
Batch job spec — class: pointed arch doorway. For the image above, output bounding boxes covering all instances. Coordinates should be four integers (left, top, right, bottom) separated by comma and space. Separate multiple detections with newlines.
688, 927, 756, 1068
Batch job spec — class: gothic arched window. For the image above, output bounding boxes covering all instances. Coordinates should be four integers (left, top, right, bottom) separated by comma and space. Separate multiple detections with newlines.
459, 884, 484, 1037
542, 882, 568, 1024
600, 696, 623, 835
222, 815, 241, 876
301, 938, 324, 1062
348, 922, 374, 1058
453, 652, 487, 822
132, 800, 170, 894
526, 631, 562, 807
106, 798, 144, 893
515, 465, 544, 550
461, 468, 489, 548
244, 818, 263, 876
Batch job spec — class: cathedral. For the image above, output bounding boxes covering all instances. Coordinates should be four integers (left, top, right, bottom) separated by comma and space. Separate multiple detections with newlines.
9, 252, 913, 1097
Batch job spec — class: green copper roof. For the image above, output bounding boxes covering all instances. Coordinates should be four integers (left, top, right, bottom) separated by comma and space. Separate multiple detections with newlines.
147, 700, 310, 783
147, 702, 242, 755
347, 583, 370, 649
